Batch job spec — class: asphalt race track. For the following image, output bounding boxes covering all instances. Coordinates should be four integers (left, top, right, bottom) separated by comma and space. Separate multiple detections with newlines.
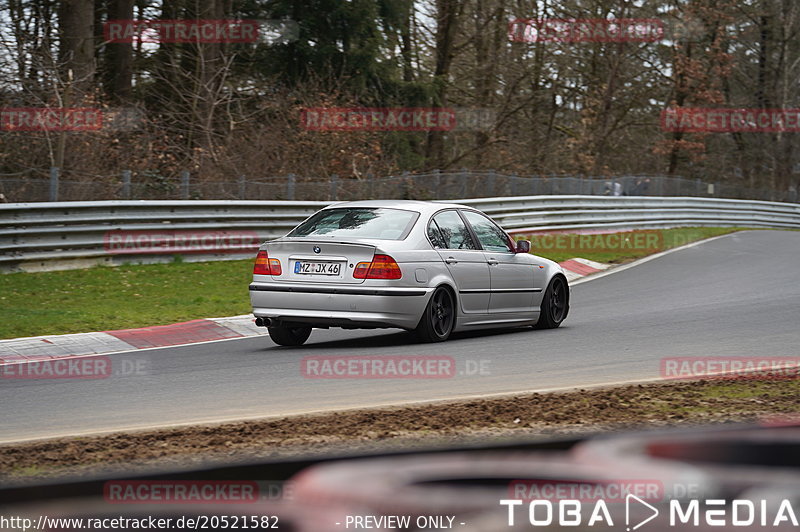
2, 230, 798, 443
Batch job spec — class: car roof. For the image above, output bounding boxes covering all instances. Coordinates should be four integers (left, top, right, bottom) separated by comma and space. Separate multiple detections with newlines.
323, 199, 470, 216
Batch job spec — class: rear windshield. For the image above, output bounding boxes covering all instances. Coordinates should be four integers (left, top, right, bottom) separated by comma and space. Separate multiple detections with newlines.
288, 207, 419, 240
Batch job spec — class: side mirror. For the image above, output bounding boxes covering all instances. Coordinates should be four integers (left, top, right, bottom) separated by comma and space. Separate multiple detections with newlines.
515, 240, 531, 253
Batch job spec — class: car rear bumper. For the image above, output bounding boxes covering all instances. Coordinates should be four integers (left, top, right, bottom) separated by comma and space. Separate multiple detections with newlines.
249, 282, 433, 330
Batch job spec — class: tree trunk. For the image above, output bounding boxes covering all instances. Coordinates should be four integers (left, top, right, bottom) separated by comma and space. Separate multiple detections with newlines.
58, 0, 95, 96
426, 0, 461, 169
104, 0, 135, 101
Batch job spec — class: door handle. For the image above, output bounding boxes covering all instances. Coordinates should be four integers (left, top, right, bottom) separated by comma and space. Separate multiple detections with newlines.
487, 259, 499, 266
445, 257, 458, 264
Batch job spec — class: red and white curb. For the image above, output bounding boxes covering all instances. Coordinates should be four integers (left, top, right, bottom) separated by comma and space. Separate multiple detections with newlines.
1, 258, 609, 364
558, 258, 611, 282
0, 316, 263, 366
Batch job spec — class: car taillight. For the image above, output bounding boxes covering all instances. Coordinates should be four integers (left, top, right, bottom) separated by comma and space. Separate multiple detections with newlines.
269, 258, 282, 275
254, 250, 281, 275
353, 254, 402, 280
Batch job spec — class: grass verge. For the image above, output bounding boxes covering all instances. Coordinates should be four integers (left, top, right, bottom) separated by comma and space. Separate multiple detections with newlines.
0, 227, 740, 339
0, 377, 796, 480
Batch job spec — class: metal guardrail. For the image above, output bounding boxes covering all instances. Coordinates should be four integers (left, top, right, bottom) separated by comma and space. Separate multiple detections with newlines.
2, 196, 799, 272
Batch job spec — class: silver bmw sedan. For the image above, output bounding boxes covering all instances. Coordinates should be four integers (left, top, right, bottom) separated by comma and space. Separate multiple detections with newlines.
249, 200, 569, 346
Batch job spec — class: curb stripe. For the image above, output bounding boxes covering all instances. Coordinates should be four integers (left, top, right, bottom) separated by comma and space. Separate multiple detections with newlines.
106, 319, 242, 349
1, 257, 612, 363
559, 259, 603, 276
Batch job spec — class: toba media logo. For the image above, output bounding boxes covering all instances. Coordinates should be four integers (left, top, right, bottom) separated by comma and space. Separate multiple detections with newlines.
500, 497, 799, 529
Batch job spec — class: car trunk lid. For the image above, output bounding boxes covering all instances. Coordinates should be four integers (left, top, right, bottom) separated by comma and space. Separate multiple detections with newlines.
264, 239, 377, 284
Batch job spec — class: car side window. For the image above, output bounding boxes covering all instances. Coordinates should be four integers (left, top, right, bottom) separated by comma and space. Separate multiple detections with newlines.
427, 221, 446, 249
462, 210, 513, 252
429, 211, 477, 250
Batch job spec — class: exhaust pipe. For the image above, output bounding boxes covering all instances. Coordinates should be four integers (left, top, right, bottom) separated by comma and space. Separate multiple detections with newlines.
254, 317, 272, 327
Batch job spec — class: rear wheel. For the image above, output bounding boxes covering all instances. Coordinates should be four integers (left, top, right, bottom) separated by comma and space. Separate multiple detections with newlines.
414, 286, 455, 342
534, 276, 568, 329
268, 324, 312, 346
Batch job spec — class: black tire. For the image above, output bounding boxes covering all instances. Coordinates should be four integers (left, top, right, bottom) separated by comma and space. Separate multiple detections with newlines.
267, 324, 312, 346
534, 275, 569, 329
414, 286, 455, 342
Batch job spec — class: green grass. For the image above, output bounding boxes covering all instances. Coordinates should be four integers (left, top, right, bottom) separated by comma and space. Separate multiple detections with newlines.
0, 227, 744, 339
641, 379, 800, 417
0, 260, 254, 339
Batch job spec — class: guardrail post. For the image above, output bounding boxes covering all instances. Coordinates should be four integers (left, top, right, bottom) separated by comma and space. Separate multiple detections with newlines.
433, 169, 441, 198
180, 170, 190, 199
49, 167, 59, 202
330, 174, 339, 200
238, 175, 246, 199
287, 173, 296, 200
401, 171, 410, 199
487, 170, 496, 197
121, 170, 131, 199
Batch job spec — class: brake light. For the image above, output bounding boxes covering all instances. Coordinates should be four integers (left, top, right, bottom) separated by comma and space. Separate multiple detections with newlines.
353, 254, 402, 280
254, 250, 281, 275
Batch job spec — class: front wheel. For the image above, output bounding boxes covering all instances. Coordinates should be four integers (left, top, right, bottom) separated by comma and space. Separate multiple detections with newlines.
534, 276, 568, 329
414, 286, 455, 342
268, 324, 312, 346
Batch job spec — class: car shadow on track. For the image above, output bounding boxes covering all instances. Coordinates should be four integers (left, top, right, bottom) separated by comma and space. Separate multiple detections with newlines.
262, 326, 545, 351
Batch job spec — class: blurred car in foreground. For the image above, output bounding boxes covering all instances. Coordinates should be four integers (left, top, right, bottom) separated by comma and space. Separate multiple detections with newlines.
249, 200, 568, 346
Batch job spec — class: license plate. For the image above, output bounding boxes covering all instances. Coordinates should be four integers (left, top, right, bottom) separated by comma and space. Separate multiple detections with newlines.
294, 261, 342, 276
